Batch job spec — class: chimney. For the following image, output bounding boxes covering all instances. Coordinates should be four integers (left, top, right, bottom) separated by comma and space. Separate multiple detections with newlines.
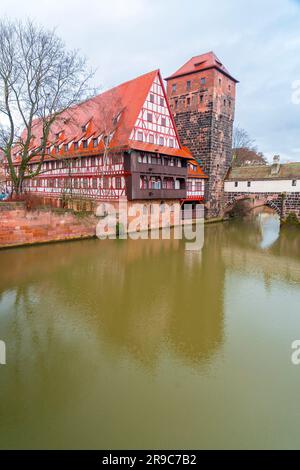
271, 155, 280, 175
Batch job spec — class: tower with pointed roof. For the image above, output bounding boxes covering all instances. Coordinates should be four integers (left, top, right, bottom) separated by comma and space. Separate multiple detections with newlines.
165, 52, 238, 218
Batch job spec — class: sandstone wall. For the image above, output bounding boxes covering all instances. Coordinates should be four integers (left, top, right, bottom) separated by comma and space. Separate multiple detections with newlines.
0, 202, 97, 248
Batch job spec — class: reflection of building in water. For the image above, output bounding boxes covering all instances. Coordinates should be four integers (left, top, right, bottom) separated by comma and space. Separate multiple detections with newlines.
0, 232, 225, 377
221, 213, 300, 283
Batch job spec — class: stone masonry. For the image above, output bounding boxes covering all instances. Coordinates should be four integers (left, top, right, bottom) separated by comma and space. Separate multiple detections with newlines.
166, 60, 237, 219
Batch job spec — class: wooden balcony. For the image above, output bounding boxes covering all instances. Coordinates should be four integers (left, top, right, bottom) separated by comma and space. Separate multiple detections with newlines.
130, 187, 186, 200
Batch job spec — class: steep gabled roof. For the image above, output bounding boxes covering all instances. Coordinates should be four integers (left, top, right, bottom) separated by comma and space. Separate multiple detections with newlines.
17, 69, 192, 161
165, 51, 238, 83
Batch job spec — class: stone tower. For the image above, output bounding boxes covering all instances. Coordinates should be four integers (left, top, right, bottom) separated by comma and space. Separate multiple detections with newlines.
165, 52, 238, 218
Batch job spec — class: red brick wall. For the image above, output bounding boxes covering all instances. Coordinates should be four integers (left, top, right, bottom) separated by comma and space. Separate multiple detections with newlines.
0, 202, 97, 248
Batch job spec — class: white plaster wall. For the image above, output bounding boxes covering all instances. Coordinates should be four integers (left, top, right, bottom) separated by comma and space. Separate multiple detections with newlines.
224, 180, 300, 193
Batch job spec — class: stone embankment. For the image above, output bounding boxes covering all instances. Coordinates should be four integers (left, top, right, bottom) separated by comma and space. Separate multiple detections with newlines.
0, 202, 97, 249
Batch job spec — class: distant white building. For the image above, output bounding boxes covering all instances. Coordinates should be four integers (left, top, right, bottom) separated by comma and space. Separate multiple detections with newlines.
225, 157, 300, 194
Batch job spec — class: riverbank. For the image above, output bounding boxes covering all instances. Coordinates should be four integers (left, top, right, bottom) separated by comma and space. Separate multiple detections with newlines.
0, 202, 98, 249
0, 202, 227, 250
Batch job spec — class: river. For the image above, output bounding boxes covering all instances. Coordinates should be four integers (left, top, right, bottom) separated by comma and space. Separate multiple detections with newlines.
1, 209, 300, 449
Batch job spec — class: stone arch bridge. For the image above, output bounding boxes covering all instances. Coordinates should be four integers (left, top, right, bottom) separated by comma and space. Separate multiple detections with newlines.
223, 192, 286, 218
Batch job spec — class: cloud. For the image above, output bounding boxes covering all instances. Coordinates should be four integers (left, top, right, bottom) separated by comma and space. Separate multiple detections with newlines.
1, 0, 300, 161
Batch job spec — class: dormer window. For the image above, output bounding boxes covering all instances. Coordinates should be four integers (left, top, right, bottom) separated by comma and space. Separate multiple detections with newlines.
93, 137, 98, 148
83, 139, 88, 149
55, 132, 60, 140
64, 143, 69, 152
74, 142, 78, 150
55, 145, 59, 154
82, 124, 87, 133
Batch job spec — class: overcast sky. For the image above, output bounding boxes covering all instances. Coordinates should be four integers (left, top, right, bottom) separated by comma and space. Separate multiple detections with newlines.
2, 0, 300, 162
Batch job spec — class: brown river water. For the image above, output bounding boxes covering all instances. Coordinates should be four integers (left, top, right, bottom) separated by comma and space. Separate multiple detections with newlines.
1, 208, 300, 449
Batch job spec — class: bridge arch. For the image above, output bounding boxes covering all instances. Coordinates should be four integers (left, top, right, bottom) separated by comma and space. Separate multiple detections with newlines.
224, 193, 282, 217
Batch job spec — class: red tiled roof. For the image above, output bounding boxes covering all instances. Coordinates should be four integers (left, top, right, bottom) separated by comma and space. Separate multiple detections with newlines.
165, 51, 238, 83
16, 69, 192, 161
187, 158, 208, 179
129, 142, 192, 159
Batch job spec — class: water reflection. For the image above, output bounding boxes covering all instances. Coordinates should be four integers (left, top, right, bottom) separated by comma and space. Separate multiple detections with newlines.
1, 211, 300, 449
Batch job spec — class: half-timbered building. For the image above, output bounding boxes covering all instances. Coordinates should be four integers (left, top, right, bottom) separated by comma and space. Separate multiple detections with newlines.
6, 69, 207, 211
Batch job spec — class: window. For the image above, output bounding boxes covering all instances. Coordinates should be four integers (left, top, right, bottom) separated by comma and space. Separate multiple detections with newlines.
247, 181, 251, 187
92, 178, 97, 189
159, 136, 164, 146
175, 99, 178, 109
169, 138, 174, 148
224, 99, 226, 106
140, 176, 148, 189
234, 181, 238, 188
46, 147, 50, 154
229, 100, 231, 108
160, 97, 164, 106
147, 112, 153, 122
149, 134, 154, 144
292, 180, 297, 187
115, 177, 121, 189
172, 83, 177, 93
74, 142, 78, 150
175, 179, 180, 190
187, 97, 190, 106
200, 95, 203, 103
201, 77, 206, 85
55, 146, 59, 154
219, 78, 222, 86
103, 178, 109, 189
93, 138, 98, 148
229, 84, 231, 91
137, 131, 143, 142
150, 93, 154, 103
83, 140, 88, 149
161, 117, 166, 127
138, 154, 142, 163
186, 80, 191, 91
160, 202, 165, 213
81, 124, 87, 133
64, 144, 69, 152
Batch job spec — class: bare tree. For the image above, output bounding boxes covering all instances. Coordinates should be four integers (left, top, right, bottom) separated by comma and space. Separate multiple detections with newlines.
232, 125, 255, 150
0, 19, 94, 196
